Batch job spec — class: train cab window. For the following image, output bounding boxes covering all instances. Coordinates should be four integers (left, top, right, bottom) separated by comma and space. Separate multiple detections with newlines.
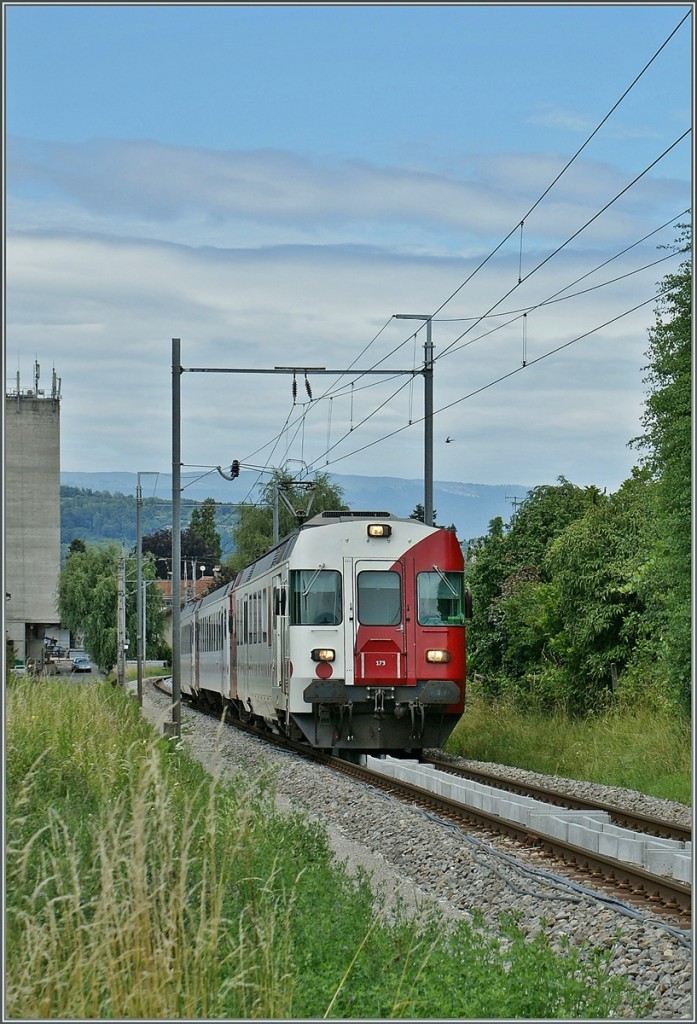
417, 571, 465, 626
289, 570, 342, 625
357, 570, 401, 625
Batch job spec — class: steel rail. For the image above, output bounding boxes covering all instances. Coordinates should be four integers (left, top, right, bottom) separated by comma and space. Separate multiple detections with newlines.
423, 757, 692, 843
150, 680, 691, 925
326, 758, 692, 923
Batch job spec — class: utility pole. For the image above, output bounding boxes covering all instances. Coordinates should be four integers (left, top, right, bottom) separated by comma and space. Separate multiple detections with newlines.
168, 339, 182, 739
135, 470, 159, 707
170, 339, 432, 734
394, 314, 434, 526
117, 554, 126, 688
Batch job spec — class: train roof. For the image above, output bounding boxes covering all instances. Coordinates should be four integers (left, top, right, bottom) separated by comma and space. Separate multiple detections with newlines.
302, 509, 396, 526
184, 511, 457, 611
233, 510, 439, 587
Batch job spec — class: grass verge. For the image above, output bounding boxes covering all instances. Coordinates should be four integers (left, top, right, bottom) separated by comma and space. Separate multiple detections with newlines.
6, 675, 652, 1019
447, 688, 691, 805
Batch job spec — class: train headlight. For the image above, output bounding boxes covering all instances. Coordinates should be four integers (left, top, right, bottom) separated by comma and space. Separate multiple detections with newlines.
311, 648, 336, 662
367, 523, 392, 538
426, 649, 450, 664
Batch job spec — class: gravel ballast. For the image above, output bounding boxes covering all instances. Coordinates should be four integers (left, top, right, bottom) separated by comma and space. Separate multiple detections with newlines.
140, 685, 693, 1020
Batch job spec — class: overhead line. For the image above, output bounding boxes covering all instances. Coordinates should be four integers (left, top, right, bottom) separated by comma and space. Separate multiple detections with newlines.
203, 17, 691, 485
436, 131, 690, 362
315, 289, 673, 472
428, 10, 691, 321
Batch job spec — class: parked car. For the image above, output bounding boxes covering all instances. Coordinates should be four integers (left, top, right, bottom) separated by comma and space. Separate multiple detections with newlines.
72, 657, 92, 673
13, 660, 26, 675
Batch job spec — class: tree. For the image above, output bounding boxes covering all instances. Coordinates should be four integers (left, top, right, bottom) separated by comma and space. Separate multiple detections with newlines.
409, 504, 457, 532
228, 471, 347, 573
139, 528, 172, 578
188, 497, 222, 563
58, 543, 165, 674
141, 526, 218, 579
544, 474, 654, 712
464, 479, 600, 702
631, 224, 691, 710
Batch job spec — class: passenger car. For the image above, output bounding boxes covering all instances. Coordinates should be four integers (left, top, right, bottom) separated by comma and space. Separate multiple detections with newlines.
72, 657, 92, 673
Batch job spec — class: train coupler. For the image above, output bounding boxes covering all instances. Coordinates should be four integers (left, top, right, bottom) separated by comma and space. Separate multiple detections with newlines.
333, 701, 354, 743
409, 700, 426, 740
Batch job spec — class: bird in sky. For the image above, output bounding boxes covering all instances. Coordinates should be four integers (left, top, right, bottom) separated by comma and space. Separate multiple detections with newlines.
445, 436, 454, 443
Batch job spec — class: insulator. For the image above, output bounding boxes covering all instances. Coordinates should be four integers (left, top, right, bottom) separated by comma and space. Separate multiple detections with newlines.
305, 374, 312, 400
292, 375, 297, 401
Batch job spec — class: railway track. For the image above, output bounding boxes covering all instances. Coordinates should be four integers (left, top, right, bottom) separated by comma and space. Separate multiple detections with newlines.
423, 755, 692, 843
152, 679, 691, 928
334, 755, 691, 928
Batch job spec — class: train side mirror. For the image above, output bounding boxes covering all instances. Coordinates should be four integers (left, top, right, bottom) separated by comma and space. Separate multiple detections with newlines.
464, 590, 473, 620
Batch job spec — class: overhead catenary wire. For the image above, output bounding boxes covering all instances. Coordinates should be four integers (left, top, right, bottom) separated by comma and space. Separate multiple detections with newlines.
430, 205, 690, 323
233, 162, 688, 480
225, 212, 686, 488
307, 288, 675, 475
203, 16, 689, 485
436, 248, 684, 364
298, 230, 685, 476
436, 129, 691, 364
427, 10, 691, 323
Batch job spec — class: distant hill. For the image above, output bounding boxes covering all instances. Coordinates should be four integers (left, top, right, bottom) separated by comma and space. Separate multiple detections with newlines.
61, 471, 530, 545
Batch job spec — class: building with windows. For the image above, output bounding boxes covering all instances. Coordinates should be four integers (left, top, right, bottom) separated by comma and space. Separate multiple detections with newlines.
4, 364, 63, 669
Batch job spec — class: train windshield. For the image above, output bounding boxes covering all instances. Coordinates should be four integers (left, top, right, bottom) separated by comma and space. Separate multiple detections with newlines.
417, 571, 465, 625
357, 570, 401, 625
289, 569, 342, 625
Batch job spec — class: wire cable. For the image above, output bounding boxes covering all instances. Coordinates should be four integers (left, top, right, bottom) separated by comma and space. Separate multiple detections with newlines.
436, 129, 690, 363
428, 11, 691, 322
312, 289, 672, 473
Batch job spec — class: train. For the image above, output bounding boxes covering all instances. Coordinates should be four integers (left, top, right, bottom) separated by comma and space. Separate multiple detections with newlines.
180, 510, 471, 755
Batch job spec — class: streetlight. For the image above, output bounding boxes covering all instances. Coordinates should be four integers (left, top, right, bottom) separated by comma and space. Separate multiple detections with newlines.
394, 314, 434, 526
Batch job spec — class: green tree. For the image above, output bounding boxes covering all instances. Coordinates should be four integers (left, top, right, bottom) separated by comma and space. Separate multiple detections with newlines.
188, 497, 222, 563
631, 225, 691, 710
141, 526, 216, 578
228, 471, 347, 573
544, 474, 654, 712
465, 480, 606, 705
58, 544, 164, 674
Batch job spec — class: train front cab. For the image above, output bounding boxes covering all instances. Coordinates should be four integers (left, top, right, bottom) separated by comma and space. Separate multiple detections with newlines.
295, 520, 470, 752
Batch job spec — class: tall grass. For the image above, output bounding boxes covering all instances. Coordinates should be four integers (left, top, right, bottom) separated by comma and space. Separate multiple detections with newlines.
5, 675, 650, 1019
448, 688, 691, 805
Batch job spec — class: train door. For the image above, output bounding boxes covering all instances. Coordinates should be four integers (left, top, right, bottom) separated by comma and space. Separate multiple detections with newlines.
273, 575, 289, 696
228, 592, 237, 699
193, 608, 201, 693
344, 558, 416, 686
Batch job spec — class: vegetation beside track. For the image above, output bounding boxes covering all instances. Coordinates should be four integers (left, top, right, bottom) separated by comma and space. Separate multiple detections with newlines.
447, 686, 691, 805
5, 675, 649, 1020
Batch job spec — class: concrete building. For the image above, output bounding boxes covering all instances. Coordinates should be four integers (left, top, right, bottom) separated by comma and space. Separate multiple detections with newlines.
4, 363, 63, 669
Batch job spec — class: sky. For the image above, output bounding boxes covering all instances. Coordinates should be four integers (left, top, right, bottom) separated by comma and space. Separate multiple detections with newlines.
4, 2, 693, 502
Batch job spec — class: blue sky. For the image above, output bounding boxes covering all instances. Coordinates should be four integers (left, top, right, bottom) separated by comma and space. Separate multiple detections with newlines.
4, 2, 693, 505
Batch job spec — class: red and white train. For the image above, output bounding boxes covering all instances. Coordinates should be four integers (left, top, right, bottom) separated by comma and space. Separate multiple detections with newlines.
180, 511, 470, 754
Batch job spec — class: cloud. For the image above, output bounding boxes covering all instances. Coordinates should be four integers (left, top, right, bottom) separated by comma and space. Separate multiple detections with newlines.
7, 136, 682, 253
6, 132, 684, 494
6, 218, 658, 493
